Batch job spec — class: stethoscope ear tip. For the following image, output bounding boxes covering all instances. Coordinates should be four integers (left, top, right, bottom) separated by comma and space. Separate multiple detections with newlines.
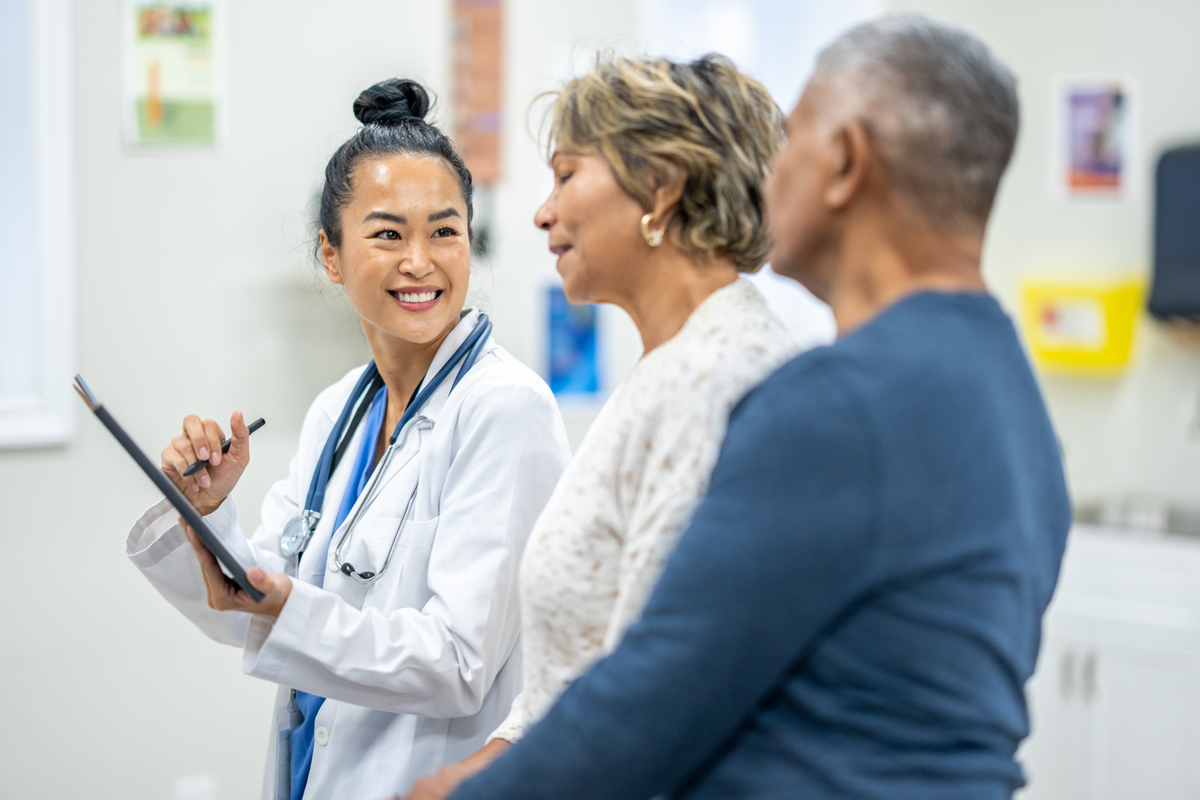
337, 561, 376, 581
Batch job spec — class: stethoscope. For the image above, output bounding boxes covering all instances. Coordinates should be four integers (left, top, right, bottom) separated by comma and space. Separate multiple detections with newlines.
279, 314, 493, 584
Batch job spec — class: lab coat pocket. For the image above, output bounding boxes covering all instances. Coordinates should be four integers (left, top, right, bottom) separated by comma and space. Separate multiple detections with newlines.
400, 516, 439, 548
355, 516, 404, 571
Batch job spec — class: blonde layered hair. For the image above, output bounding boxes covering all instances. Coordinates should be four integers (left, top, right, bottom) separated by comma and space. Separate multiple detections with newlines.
544, 55, 784, 273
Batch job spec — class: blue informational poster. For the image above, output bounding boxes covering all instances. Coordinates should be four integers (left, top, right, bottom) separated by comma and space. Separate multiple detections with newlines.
547, 286, 599, 396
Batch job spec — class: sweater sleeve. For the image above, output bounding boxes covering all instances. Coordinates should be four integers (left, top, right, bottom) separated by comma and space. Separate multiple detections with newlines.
448, 363, 879, 800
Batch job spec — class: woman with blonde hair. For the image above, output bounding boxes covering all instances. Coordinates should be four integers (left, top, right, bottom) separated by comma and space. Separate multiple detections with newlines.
402, 54, 798, 799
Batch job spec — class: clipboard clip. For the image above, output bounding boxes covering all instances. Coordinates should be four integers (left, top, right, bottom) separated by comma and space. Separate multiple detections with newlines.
73, 374, 101, 411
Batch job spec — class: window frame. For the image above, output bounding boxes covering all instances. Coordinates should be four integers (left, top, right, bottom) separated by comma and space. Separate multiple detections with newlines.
0, 0, 75, 448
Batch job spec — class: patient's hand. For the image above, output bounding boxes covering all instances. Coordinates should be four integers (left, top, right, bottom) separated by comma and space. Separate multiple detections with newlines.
401, 760, 477, 800
397, 739, 511, 800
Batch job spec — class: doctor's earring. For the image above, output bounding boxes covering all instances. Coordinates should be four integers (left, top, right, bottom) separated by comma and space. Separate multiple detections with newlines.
640, 213, 665, 247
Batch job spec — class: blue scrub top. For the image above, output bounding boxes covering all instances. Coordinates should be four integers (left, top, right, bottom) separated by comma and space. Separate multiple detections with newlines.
289, 384, 389, 800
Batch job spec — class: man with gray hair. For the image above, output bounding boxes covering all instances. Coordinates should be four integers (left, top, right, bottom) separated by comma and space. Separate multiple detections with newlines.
442, 14, 1069, 800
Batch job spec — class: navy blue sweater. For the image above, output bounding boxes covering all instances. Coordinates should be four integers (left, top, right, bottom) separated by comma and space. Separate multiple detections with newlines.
450, 292, 1071, 800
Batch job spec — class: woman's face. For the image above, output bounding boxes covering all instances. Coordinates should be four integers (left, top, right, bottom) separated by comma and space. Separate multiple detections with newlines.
322, 154, 471, 349
535, 148, 646, 305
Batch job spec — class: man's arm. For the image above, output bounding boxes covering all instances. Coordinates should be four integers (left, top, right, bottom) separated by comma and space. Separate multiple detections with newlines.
448, 363, 879, 800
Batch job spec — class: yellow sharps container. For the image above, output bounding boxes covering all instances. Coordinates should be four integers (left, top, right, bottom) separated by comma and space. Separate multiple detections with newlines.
1018, 276, 1144, 375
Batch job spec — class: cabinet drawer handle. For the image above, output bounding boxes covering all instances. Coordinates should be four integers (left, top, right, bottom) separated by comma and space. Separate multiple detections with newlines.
1081, 650, 1097, 703
1060, 649, 1076, 700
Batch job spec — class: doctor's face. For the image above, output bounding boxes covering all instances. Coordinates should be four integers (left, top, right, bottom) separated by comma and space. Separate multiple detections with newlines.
535, 148, 647, 306
321, 154, 471, 350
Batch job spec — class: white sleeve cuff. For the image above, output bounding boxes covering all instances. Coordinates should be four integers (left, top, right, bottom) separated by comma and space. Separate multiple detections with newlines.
124, 496, 253, 648
243, 576, 318, 683
126, 497, 188, 566
487, 691, 530, 744
205, 495, 239, 537
126, 495, 244, 566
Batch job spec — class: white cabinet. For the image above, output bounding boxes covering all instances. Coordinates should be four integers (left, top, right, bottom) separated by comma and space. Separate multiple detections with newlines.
1018, 525, 1200, 800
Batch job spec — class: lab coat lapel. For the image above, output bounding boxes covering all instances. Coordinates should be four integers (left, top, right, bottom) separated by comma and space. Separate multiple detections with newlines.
361, 308, 487, 503
311, 310, 489, 595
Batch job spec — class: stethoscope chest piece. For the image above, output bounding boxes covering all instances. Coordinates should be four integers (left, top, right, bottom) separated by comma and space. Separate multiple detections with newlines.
280, 510, 321, 558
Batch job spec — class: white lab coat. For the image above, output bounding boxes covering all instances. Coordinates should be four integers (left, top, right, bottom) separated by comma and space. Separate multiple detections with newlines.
126, 310, 571, 800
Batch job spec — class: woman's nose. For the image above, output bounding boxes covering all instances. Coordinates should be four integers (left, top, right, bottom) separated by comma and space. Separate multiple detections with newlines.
534, 197, 556, 231
400, 242, 435, 277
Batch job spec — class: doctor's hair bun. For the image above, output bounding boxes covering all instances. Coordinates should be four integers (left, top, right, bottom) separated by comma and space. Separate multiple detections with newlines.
353, 79, 432, 127
317, 76, 475, 257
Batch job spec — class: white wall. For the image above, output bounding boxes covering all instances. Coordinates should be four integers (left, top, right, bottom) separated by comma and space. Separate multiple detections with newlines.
640, 0, 882, 111
887, 0, 1200, 510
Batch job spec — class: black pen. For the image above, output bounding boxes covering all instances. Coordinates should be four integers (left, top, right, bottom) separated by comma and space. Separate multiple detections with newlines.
183, 417, 265, 476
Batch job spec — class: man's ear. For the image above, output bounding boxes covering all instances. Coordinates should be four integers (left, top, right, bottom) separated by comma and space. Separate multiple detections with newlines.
646, 173, 686, 230
320, 230, 343, 286
824, 119, 871, 211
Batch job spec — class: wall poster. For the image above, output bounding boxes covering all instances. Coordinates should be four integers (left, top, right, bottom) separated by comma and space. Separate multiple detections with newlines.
1052, 75, 1138, 202
123, 1, 225, 146
547, 286, 599, 398
453, 0, 502, 183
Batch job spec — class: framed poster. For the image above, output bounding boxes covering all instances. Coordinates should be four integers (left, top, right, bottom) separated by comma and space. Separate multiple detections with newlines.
547, 286, 599, 398
453, 0, 502, 183
1051, 75, 1138, 202
122, 1, 226, 147
0, 0, 74, 448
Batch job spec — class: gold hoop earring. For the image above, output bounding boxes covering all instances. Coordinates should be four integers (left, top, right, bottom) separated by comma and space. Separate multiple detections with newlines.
640, 213, 665, 247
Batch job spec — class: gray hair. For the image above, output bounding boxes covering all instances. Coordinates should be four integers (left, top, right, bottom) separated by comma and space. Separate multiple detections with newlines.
812, 14, 1019, 227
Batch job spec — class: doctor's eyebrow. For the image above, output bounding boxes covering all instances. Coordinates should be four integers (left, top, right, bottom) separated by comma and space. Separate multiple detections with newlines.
427, 208, 461, 222
363, 211, 406, 224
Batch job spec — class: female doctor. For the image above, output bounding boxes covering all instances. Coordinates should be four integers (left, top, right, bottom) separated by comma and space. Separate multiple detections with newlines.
125, 79, 571, 800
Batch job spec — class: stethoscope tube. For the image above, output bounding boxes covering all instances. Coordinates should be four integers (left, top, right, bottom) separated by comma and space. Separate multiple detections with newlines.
381, 313, 493, 448
332, 421, 424, 582
279, 314, 493, 570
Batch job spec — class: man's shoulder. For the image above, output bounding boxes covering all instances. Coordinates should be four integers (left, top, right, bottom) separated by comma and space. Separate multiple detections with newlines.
728, 291, 1026, 445
761, 292, 1022, 399
738, 339, 865, 412
725, 347, 870, 457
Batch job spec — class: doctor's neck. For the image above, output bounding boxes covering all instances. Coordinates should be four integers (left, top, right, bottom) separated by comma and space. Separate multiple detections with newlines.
365, 319, 458, 427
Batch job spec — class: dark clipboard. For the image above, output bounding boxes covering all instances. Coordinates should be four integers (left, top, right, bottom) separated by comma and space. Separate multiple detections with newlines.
73, 374, 265, 602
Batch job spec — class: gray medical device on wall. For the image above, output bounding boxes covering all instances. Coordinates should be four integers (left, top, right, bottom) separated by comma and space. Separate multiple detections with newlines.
1148, 145, 1200, 320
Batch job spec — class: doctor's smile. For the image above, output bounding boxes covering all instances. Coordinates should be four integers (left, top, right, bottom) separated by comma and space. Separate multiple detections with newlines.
388, 286, 444, 311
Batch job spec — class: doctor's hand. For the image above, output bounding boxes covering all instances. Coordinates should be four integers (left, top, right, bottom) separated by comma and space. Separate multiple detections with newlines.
162, 410, 252, 516
183, 522, 292, 617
